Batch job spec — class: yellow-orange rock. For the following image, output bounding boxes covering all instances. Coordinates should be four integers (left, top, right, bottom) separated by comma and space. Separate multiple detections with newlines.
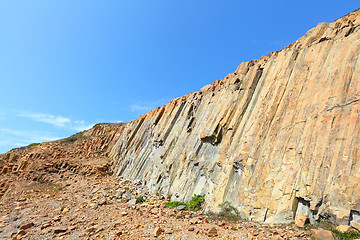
107, 10, 360, 224
1, 10, 360, 225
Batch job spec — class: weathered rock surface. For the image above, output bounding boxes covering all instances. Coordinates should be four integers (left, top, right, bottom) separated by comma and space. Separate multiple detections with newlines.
108, 10, 360, 224
1, 10, 360, 227
0, 170, 313, 239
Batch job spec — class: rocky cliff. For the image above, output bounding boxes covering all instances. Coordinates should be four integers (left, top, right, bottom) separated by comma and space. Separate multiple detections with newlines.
1, 10, 360, 227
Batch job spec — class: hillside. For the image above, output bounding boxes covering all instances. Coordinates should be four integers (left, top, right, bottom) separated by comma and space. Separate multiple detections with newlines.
1, 9, 360, 239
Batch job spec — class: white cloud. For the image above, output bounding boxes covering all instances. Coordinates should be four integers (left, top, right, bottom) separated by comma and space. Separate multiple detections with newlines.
0, 110, 97, 153
130, 99, 168, 114
0, 128, 60, 142
130, 104, 154, 113
0, 128, 61, 152
17, 110, 93, 131
73, 124, 94, 132
18, 111, 71, 128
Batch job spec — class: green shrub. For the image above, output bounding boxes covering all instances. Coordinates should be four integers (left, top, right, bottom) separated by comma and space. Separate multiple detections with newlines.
304, 219, 360, 240
331, 229, 360, 240
52, 187, 63, 193
62, 131, 88, 143
164, 194, 205, 211
136, 195, 145, 203
27, 143, 40, 148
11, 142, 40, 151
164, 201, 187, 209
219, 201, 239, 216
206, 201, 243, 222
187, 194, 205, 211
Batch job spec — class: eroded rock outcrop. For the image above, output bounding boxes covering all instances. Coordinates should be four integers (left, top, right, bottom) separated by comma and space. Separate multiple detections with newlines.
1, 10, 360, 225
108, 10, 360, 224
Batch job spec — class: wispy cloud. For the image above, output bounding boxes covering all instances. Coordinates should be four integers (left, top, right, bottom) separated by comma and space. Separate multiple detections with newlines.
0, 128, 60, 142
18, 111, 71, 127
0, 109, 97, 153
130, 99, 168, 114
0, 128, 61, 152
17, 110, 94, 131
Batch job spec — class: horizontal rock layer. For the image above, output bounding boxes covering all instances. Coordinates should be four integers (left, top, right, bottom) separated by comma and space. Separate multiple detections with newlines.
1, 10, 360, 225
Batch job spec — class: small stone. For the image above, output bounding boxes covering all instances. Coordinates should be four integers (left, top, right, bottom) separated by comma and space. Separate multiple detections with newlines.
218, 221, 225, 226
41, 222, 52, 229
188, 226, 195, 231
176, 205, 187, 211
124, 191, 132, 200
85, 226, 97, 234
53, 226, 68, 234
311, 229, 334, 240
152, 227, 162, 237
69, 225, 77, 231
20, 221, 34, 230
16, 230, 27, 239
208, 227, 218, 237
121, 211, 128, 216
190, 218, 198, 225
115, 231, 122, 236
336, 225, 352, 233
295, 213, 308, 228
115, 191, 123, 199
351, 219, 360, 231
128, 199, 137, 206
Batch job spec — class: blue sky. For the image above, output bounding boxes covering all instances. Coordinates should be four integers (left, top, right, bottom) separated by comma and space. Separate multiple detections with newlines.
0, 1, 358, 153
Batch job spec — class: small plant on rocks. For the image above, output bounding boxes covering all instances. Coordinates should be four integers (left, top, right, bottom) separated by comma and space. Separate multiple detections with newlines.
207, 201, 243, 222
187, 194, 205, 211
219, 201, 239, 216
136, 195, 145, 203
11, 142, 40, 151
331, 229, 360, 240
305, 219, 360, 240
164, 201, 187, 209
62, 131, 88, 143
164, 194, 205, 211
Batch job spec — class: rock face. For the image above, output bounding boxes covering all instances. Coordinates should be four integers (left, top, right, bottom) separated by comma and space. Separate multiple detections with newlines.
107, 10, 360, 224
2, 10, 360, 225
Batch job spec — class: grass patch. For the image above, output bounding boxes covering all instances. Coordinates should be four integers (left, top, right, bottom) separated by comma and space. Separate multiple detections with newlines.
52, 186, 64, 193
164, 201, 187, 209
164, 194, 205, 211
304, 220, 333, 231
206, 201, 244, 222
27, 143, 40, 148
11, 142, 40, 151
331, 229, 360, 240
304, 220, 360, 240
136, 195, 145, 203
218, 201, 243, 221
187, 194, 205, 211
62, 131, 88, 143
